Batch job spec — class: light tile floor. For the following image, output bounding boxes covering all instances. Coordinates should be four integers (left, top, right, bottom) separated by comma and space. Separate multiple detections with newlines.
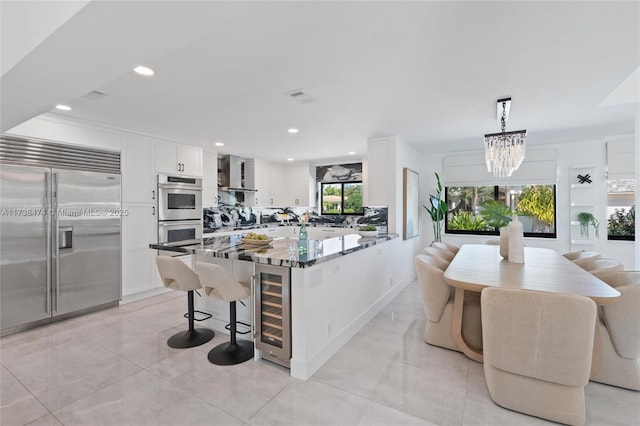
1, 281, 638, 426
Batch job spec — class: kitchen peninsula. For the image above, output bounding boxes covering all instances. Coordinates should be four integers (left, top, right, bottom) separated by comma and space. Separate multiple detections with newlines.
150, 231, 400, 380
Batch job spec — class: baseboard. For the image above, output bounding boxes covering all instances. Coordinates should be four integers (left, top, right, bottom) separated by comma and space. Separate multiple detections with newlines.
119, 287, 172, 305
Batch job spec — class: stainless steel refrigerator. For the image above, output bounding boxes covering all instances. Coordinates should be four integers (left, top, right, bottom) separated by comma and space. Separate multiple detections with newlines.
1, 136, 122, 336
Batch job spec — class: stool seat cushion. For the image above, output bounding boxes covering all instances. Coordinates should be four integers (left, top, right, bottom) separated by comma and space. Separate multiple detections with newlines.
197, 262, 250, 302
156, 256, 202, 291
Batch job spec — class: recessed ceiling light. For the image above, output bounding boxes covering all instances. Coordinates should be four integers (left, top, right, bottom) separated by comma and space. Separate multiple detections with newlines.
214, 142, 224, 147
348, 151, 356, 155
55, 104, 72, 111
287, 158, 294, 161
288, 128, 299, 134
134, 66, 154, 76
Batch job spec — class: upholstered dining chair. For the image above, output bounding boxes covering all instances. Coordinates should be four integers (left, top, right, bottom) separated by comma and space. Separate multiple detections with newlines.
481, 288, 597, 426
427, 244, 455, 262
573, 257, 624, 278
414, 255, 482, 352
589, 271, 640, 391
562, 250, 602, 262
432, 242, 457, 255
422, 247, 451, 271
155, 256, 215, 348
440, 242, 460, 254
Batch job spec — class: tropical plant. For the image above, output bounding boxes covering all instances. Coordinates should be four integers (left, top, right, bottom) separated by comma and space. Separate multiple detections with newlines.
608, 205, 635, 238
577, 212, 599, 239
448, 211, 489, 231
423, 172, 448, 242
479, 200, 513, 228
516, 185, 555, 230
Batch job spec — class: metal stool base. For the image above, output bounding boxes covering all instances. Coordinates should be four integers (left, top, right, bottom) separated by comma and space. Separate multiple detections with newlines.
207, 340, 254, 365
167, 328, 215, 349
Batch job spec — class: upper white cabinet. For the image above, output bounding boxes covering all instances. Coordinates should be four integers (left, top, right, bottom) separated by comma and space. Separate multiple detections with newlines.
202, 151, 218, 207
246, 159, 272, 206
269, 162, 315, 207
121, 133, 155, 203
155, 139, 202, 177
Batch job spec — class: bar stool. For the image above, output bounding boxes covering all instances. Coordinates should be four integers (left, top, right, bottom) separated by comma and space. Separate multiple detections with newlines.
197, 261, 254, 365
155, 256, 215, 348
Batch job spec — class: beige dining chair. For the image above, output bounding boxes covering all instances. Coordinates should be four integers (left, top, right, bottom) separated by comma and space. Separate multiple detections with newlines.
573, 257, 624, 278
589, 271, 640, 391
440, 242, 460, 254
427, 244, 455, 262
432, 242, 457, 255
562, 251, 602, 262
422, 247, 451, 271
481, 288, 597, 426
414, 255, 482, 352
484, 238, 500, 245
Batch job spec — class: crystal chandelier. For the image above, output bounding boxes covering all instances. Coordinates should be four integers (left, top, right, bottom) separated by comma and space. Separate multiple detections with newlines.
484, 98, 527, 178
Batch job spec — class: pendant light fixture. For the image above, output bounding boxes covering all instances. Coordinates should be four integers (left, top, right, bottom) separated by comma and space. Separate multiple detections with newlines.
484, 98, 527, 178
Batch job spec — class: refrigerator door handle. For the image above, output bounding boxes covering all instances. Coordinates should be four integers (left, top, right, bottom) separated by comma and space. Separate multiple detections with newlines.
58, 227, 73, 250
53, 172, 59, 314
45, 172, 52, 315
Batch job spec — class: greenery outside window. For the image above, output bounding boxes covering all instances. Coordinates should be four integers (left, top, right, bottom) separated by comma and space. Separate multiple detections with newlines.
607, 179, 635, 241
321, 182, 363, 215
445, 184, 557, 238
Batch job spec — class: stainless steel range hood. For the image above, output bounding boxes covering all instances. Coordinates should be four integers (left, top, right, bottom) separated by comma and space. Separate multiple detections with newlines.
218, 154, 257, 192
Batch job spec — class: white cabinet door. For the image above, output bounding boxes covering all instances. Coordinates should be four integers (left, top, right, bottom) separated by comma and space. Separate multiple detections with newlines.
122, 204, 157, 296
155, 139, 203, 177
287, 163, 314, 207
269, 165, 287, 206
253, 159, 271, 206
122, 133, 155, 203
155, 139, 181, 174
180, 145, 202, 177
202, 151, 218, 207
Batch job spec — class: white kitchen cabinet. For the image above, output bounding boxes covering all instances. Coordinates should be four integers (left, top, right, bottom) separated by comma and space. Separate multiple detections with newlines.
121, 132, 155, 204
202, 151, 218, 207
269, 163, 315, 207
155, 139, 203, 177
246, 159, 272, 206
121, 204, 158, 296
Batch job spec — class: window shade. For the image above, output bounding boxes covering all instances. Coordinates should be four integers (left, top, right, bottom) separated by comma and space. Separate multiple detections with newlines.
607, 139, 635, 179
443, 148, 558, 187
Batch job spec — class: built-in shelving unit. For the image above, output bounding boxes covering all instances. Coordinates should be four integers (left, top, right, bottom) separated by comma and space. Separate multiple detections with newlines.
569, 165, 598, 250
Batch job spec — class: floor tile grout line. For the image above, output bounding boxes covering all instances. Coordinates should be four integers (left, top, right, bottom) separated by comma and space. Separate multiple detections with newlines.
1, 359, 57, 422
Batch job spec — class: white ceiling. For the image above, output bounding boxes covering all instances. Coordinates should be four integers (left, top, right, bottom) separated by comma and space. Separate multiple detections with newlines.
2, 1, 638, 162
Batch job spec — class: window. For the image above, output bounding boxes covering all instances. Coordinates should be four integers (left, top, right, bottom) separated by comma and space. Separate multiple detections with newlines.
445, 184, 557, 238
321, 182, 363, 215
607, 179, 635, 241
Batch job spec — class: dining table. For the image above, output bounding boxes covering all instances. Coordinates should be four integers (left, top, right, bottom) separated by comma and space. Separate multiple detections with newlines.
443, 244, 621, 362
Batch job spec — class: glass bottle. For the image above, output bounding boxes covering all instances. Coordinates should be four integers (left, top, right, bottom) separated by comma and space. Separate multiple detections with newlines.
298, 221, 308, 255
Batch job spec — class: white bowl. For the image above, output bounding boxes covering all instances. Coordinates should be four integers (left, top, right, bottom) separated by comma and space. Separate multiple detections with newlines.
358, 230, 378, 237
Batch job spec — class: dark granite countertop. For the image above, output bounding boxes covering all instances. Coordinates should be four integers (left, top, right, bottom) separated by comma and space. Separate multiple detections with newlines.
150, 233, 398, 268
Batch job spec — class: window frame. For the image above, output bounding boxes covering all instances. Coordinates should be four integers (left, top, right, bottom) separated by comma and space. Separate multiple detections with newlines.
606, 179, 635, 242
444, 184, 557, 239
320, 181, 364, 216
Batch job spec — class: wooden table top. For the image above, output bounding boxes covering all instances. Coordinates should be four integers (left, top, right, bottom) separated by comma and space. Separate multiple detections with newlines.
443, 244, 620, 304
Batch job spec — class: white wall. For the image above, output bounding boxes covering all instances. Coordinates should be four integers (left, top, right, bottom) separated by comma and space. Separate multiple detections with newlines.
425, 137, 636, 269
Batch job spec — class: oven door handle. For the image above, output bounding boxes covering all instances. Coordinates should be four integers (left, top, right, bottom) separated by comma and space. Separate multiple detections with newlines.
158, 220, 203, 228
158, 184, 202, 191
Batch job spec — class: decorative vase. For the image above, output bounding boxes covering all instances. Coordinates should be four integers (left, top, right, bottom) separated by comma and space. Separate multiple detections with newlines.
508, 214, 525, 263
499, 226, 509, 259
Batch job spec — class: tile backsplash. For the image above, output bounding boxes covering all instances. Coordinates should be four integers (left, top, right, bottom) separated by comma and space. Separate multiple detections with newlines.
203, 204, 388, 234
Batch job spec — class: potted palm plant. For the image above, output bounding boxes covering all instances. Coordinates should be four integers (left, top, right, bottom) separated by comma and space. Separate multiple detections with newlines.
423, 172, 448, 242
479, 200, 513, 258
577, 212, 599, 239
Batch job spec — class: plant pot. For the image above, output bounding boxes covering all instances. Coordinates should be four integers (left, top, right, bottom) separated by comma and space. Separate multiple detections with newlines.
358, 230, 378, 238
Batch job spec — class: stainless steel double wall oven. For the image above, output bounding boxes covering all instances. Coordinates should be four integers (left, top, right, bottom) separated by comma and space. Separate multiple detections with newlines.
157, 174, 202, 243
